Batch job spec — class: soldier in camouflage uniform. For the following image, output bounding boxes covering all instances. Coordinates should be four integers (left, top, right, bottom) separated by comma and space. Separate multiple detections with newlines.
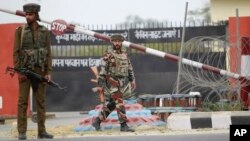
92, 35, 136, 132
13, 3, 53, 140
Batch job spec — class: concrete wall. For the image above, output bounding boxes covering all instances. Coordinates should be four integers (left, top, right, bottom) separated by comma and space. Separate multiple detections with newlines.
211, 0, 250, 21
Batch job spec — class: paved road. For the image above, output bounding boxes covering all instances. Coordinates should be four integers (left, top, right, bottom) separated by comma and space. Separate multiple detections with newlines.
1, 133, 229, 141
0, 112, 229, 141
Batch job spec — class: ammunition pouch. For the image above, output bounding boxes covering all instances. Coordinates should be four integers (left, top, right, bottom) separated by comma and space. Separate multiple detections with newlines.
20, 48, 47, 71
109, 52, 129, 77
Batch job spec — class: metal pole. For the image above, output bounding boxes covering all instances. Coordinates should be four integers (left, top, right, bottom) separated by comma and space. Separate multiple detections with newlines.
236, 8, 240, 74
235, 8, 241, 101
176, 2, 188, 94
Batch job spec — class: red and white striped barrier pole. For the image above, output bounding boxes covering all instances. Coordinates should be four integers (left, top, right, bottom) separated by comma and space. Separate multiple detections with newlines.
0, 8, 248, 81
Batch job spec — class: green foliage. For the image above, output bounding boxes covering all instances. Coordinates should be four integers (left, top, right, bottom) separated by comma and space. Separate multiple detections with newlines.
201, 101, 243, 111
187, 2, 211, 23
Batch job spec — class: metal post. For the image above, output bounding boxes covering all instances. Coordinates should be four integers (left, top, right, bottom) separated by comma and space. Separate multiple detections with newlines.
235, 8, 241, 101
176, 2, 188, 94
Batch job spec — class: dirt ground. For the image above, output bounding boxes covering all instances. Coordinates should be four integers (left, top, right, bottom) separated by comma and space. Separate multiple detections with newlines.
1, 118, 229, 140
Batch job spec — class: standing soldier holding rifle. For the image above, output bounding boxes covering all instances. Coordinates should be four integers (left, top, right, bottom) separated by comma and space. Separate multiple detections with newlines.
13, 3, 53, 140
92, 35, 136, 132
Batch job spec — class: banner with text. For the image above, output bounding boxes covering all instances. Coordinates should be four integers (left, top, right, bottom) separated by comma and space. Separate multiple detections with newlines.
52, 57, 101, 71
51, 26, 225, 45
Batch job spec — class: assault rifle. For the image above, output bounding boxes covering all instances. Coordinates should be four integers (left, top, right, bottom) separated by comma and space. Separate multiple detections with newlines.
5, 66, 67, 91
90, 67, 107, 119
90, 67, 105, 103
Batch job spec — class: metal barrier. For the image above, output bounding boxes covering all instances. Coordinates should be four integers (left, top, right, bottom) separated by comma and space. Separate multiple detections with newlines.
137, 93, 202, 121
137, 94, 156, 108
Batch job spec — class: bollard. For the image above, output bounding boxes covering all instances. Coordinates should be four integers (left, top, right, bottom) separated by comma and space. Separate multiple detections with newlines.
189, 92, 201, 107
180, 96, 186, 107
196, 94, 202, 107
169, 95, 174, 107
159, 98, 164, 107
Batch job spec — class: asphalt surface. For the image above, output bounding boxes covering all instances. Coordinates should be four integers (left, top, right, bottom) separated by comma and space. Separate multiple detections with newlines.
2, 133, 229, 141
0, 112, 229, 141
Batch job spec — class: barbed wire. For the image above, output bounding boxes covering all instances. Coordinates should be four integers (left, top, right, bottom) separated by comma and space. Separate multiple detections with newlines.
173, 36, 250, 102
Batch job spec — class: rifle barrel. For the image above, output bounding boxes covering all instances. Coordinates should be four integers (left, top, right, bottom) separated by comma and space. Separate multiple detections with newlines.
6, 66, 67, 91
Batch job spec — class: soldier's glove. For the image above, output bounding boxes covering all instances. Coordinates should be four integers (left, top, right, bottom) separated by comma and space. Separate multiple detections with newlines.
18, 74, 27, 82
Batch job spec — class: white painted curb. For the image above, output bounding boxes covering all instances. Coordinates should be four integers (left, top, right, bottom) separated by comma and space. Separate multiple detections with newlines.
167, 111, 250, 130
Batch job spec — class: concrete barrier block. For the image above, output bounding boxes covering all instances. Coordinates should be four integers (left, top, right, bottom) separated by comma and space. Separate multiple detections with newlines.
212, 111, 231, 129
167, 111, 250, 130
167, 112, 191, 130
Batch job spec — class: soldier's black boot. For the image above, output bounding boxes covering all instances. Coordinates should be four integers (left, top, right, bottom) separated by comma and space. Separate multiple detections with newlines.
18, 132, 27, 140
37, 132, 54, 139
120, 122, 135, 132
92, 117, 102, 131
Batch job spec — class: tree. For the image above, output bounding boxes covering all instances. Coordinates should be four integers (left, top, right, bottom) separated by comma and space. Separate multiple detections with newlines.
117, 15, 168, 28
187, 3, 211, 24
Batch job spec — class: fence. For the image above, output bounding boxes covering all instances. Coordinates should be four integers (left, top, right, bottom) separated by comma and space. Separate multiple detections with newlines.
50, 22, 226, 57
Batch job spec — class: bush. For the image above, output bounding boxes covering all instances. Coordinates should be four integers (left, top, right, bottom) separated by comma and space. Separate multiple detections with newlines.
201, 100, 243, 111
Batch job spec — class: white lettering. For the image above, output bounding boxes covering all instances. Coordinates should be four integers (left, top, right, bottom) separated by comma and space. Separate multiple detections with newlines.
81, 59, 88, 67
55, 34, 70, 44
54, 31, 128, 44
52, 58, 101, 68
51, 22, 56, 30
234, 129, 247, 136
134, 29, 180, 40
52, 22, 67, 32
234, 129, 241, 136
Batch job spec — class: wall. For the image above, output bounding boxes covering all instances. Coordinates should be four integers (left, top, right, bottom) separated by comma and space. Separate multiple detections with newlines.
0, 23, 21, 116
211, 0, 250, 22
229, 16, 250, 109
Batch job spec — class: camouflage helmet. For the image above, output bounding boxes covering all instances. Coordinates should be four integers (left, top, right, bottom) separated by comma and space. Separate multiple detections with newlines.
110, 34, 125, 42
23, 3, 40, 13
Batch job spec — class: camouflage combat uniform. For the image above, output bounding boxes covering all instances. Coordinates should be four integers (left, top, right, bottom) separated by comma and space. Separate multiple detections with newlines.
92, 35, 135, 132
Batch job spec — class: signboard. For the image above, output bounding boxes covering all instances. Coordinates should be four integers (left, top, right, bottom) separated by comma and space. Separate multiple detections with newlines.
52, 57, 101, 71
51, 30, 128, 45
51, 19, 68, 35
50, 26, 226, 45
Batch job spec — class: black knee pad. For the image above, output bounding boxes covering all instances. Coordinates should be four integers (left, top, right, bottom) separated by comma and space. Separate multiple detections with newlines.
107, 101, 116, 111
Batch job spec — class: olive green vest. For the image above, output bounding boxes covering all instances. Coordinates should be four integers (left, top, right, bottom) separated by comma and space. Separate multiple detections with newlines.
109, 52, 129, 77
20, 25, 48, 71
